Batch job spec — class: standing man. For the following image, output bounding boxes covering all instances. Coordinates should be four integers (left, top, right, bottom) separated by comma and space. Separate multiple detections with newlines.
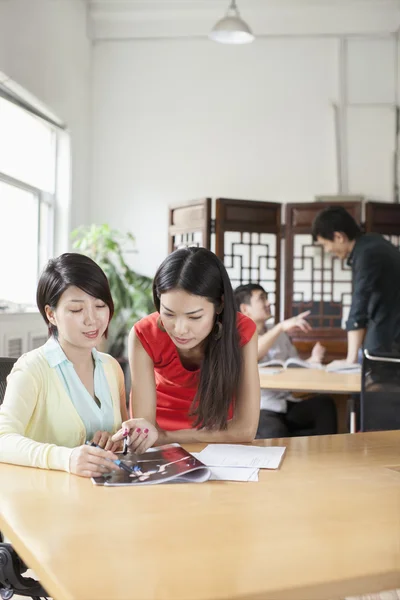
312, 206, 400, 364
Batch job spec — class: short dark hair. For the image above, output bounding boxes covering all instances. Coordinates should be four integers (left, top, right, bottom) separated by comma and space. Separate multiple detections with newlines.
153, 247, 241, 431
234, 283, 266, 312
312, 206, 362, 242
37, 253, 114, 337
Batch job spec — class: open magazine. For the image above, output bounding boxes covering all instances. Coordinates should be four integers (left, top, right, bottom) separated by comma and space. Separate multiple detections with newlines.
325, 362, 361, 373
92, 443, 211, 486
259, 357, 324, 370
259, 357, 360, 373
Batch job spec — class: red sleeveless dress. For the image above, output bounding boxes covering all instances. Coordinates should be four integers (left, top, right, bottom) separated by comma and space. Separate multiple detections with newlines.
134, 312, 256, 430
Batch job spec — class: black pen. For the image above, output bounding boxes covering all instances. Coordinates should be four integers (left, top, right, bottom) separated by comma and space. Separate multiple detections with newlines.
86, 441, 141, 474
123, 435, 129, 456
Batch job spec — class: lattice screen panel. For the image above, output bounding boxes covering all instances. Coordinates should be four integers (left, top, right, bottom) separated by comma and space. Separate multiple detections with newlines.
224, 231, 278, 317
292, 234, 352, 329
171, 230, 203, 250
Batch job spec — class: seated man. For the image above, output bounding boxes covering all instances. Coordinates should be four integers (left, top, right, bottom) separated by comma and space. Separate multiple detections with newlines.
234, 284, 337, 438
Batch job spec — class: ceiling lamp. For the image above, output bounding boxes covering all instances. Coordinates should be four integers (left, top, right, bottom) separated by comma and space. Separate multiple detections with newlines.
209, 0, 255, 45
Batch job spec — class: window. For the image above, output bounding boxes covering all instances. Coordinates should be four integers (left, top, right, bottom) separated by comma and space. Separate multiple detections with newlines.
0, 96, 60, 308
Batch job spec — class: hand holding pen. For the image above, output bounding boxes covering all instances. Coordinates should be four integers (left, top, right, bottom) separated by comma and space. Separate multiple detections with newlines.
86, 441, 143, 476
112, 418, 159, 454
69, 444, 121, 478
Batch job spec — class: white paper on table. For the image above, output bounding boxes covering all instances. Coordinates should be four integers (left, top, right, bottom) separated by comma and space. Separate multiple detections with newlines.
196, 444, 286, 469
191, 453, 259, 482
210, 467, 259, 482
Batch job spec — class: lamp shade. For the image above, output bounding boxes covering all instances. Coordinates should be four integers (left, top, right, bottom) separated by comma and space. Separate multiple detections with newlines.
209, 1, 255, 44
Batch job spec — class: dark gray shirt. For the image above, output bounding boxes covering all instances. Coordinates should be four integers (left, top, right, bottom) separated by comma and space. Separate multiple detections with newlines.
346, 233, 400, 354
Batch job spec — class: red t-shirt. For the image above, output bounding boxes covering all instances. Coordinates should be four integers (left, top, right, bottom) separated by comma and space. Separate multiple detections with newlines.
134, 312, 256, 431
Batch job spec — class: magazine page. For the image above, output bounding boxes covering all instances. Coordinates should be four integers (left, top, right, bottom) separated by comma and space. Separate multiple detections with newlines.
284, 357, 324, 370
196, 444, 286, 469
92, 443, 211, 486
258, 359, 285, 368
325, 362, 361, 373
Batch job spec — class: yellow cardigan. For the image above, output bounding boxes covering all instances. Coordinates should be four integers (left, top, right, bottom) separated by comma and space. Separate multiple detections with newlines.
0, 346, 125, 472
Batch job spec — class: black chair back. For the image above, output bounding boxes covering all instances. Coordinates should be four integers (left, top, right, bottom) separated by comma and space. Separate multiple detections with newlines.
0, 357, 17, 405
0, 356, 50, 598
361, 349, 400, 431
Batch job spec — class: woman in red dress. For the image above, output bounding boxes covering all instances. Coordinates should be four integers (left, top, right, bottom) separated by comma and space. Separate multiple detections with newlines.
113, 247, 260, 453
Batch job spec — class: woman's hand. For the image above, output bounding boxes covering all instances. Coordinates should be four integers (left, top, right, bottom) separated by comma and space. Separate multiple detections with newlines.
91, 430, 121, 452
112, 418, 158, 454
69, 445, 120, 478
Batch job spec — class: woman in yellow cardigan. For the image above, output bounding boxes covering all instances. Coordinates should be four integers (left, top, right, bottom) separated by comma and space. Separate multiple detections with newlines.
0, 253, 157, 477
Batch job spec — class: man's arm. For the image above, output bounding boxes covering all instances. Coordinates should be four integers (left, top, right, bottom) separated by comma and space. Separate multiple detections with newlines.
346, 249, 380, 361
257, 311, 312, 361
258, 323, 284, 360
346, 329, 366, 363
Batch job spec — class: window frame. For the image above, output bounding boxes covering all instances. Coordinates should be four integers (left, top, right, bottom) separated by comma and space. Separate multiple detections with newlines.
0, 169, 56, 305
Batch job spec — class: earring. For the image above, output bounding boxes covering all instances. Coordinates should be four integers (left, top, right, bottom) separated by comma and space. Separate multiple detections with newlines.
157, 316, 166, 332
214, 320, 223, 340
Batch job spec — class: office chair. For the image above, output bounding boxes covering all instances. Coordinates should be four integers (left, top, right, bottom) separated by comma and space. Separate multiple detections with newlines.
360, 349, 400, 432
0, 357, 49, 600
0, 358, 17, 405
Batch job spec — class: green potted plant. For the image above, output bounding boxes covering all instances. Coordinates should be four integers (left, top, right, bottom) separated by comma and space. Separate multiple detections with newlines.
71, 224, 153, 360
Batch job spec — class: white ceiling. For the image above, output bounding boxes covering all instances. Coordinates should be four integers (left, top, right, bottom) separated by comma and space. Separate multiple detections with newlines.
88, 0, 394, 6
87, 0, 400, 40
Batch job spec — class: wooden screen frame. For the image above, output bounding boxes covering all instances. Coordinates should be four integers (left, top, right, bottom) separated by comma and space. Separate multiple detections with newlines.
365, 201, 400, 235
168, 198, 211, 253
216, 198, 282, 324
284, 201, 362, 361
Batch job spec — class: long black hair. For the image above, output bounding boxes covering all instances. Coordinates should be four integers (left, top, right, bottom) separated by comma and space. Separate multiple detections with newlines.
37, 253, 114, 337
153, 247, 241, 430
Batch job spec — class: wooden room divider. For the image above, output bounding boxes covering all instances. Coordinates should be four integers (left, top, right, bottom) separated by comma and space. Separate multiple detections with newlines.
168, 197, 400, 360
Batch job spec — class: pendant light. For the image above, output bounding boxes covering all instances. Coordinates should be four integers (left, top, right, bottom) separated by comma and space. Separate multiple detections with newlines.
209, 0, 255, 45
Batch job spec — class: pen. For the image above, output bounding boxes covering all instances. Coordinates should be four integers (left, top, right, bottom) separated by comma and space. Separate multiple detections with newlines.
123, 434, 129, 456
86, 441, 142, 474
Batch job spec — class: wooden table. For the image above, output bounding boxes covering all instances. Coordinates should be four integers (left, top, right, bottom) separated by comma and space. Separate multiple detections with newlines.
259, 368, 361, 433
259, 367, 361, 394
1, 431, 400, 600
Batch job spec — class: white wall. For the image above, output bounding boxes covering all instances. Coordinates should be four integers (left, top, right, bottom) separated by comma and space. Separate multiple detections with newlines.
1, 1, 396, 280
345, 37, 399, 202
0, 0, 91, 233
91, 37, 340, 277
91, 29, 399, 278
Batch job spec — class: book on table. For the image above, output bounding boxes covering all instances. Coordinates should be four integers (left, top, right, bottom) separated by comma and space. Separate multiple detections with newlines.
259, 357, 323, 370
259, 357, 361, 373
92, 443, 211, 486
324, 362, 361, 373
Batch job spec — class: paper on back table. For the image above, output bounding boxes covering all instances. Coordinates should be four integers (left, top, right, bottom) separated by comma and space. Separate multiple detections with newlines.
197, 444, 285, 469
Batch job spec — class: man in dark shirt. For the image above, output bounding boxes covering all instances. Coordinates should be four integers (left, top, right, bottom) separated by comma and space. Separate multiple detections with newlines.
312, 206, 400, 363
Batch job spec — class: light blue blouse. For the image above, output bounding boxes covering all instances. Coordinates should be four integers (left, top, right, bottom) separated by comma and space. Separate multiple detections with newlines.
42, 336, 115, 441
